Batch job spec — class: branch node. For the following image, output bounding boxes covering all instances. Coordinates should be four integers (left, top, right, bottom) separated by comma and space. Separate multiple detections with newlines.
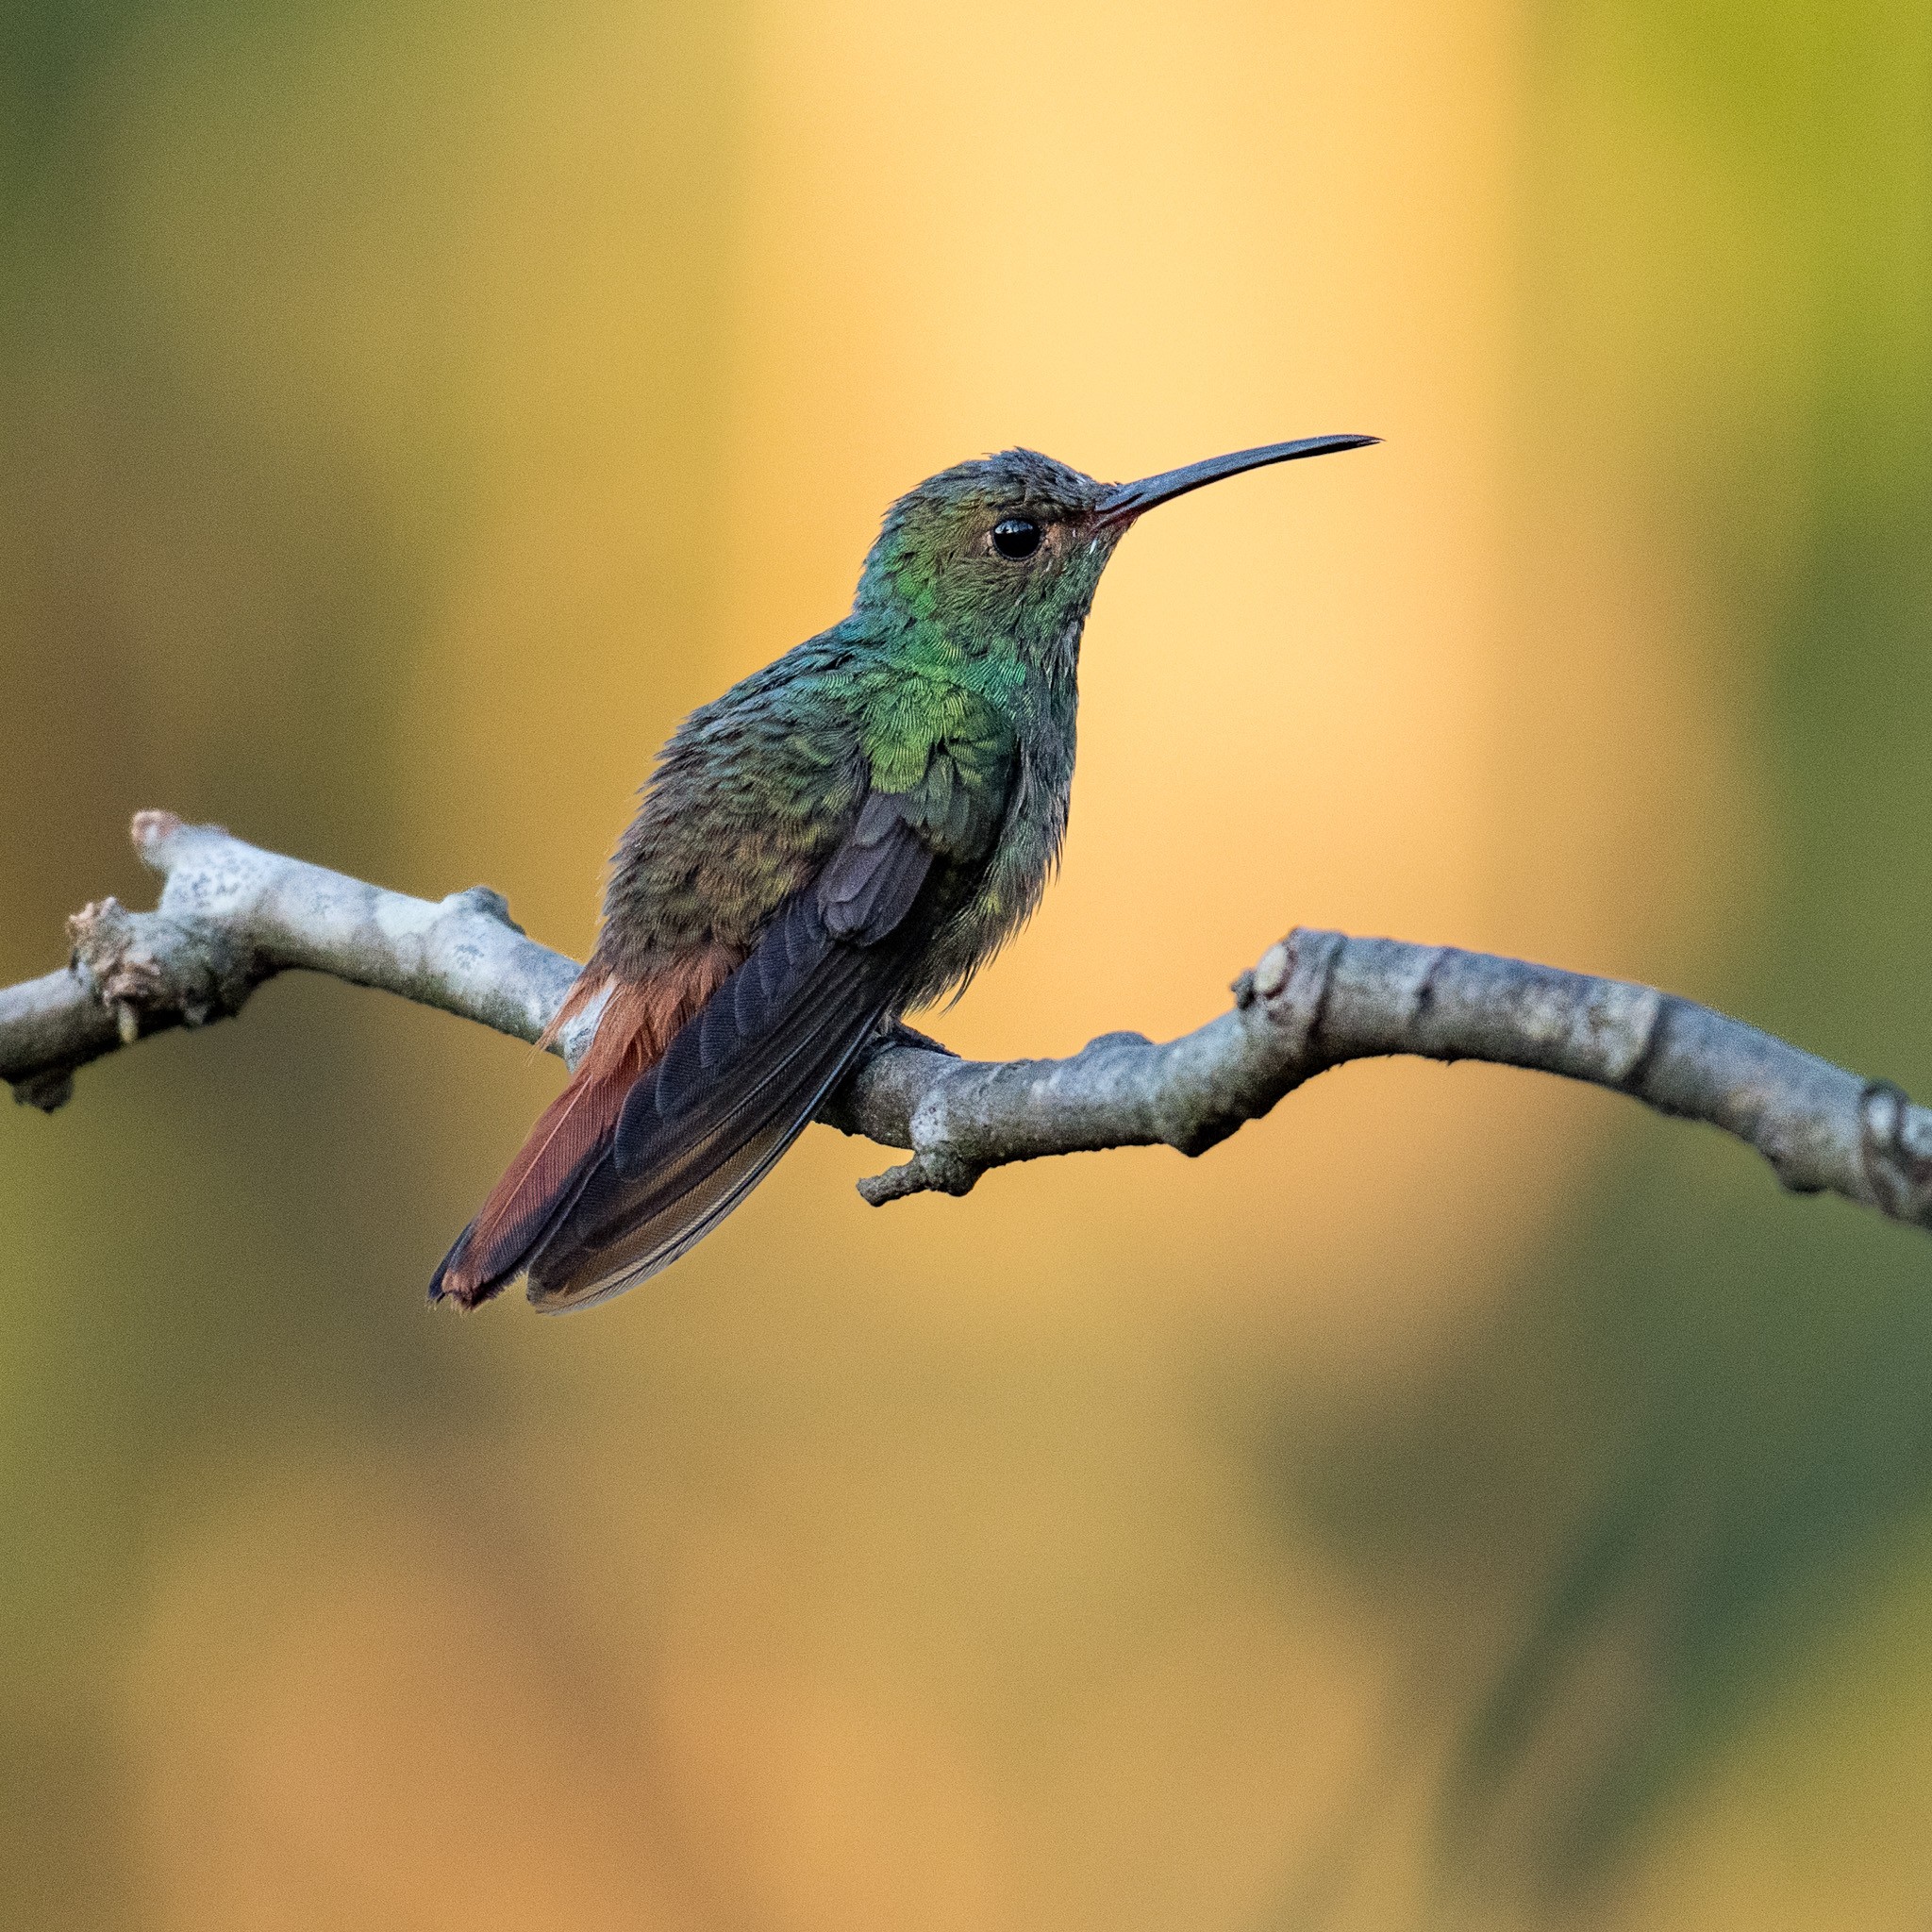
1859, 1080, 1932, 1224
70, 899, 160, 1008
443, 885, 525, 935
131, 808, 191, 870
857, 1160, 923, 1206
857, 1147, 983, 1207
1258, 926, 1344, 1061
1615, 991, 1673, 1096
10, 1066, 75, 1112
1252, 940, 1291, 1002
67, 892, 257, 1042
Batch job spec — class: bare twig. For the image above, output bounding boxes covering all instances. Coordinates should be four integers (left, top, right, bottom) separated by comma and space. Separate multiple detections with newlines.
0, 812, 594, 1107
7, 813, 1932, 1238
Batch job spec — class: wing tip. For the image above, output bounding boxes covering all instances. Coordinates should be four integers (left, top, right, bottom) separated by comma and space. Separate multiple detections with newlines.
525, 1250, 675, 1315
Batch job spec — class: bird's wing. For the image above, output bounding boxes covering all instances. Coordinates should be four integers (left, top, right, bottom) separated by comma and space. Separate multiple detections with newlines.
522, 790, 942, 1311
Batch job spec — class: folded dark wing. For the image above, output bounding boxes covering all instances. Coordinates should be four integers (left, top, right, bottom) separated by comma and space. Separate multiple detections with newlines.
523, 794, 937, 1311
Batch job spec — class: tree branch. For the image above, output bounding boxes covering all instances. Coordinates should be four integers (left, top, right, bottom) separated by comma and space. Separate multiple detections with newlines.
8, 812, 1932, 1239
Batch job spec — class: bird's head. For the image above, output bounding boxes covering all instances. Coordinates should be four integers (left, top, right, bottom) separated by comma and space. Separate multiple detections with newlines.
852, 435, 1377, 674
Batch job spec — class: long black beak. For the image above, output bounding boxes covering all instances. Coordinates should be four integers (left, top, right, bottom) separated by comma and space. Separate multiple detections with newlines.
1096, 433, 1378, 525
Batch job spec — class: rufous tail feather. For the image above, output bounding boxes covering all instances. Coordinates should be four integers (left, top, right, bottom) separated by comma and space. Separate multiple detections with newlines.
429, 948, 736, 1307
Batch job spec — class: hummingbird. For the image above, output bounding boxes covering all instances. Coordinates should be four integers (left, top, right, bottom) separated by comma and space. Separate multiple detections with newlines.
429, 433, 1376, 1312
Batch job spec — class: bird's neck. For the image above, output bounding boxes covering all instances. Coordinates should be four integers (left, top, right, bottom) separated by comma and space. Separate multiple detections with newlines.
854, 600, 1086, 706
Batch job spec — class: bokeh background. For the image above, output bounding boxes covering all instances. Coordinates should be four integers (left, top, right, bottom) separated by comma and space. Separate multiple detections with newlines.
4, 2, 1931, 1925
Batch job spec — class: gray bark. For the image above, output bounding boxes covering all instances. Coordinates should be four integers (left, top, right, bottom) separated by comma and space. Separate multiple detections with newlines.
7, 811, 1932, 1235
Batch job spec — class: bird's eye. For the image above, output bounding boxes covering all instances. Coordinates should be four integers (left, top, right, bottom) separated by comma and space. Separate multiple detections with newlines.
991, 517, 1041, 560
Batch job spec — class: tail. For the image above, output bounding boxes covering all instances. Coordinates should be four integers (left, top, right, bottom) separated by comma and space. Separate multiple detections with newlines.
428, 953, 736, 1308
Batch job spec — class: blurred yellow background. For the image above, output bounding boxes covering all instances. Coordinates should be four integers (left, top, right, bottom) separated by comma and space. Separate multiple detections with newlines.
4, 2, 1931, 1927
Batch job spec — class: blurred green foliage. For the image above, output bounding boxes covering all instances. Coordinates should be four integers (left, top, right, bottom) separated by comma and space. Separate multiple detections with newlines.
1289, 0, 1932, 1906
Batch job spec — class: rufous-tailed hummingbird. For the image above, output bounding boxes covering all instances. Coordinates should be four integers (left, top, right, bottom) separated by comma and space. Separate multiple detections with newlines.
431, 434, 1376, 1311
